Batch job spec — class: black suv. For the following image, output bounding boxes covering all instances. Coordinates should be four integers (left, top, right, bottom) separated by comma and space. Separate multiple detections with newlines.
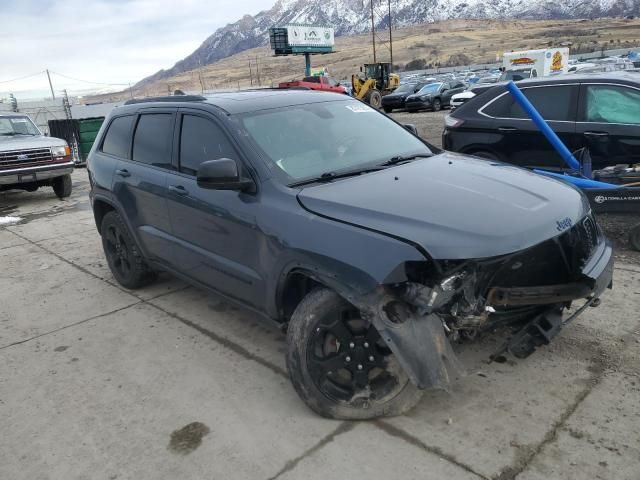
443, 72, 640, 170
405, 81, 466, 112
88, 91, 612, 419
381, 82, 428, 113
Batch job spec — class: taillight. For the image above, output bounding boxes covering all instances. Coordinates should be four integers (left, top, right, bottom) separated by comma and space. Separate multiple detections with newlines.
444, 115, 464, 128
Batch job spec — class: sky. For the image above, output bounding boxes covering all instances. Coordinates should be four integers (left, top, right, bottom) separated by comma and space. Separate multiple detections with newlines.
0, 0, 274, 99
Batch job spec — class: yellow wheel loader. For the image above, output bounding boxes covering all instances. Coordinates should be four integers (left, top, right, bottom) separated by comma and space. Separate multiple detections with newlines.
351, 63, 400, 109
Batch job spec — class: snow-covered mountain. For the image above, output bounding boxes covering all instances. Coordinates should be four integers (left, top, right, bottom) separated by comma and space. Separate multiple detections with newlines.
136, 0, 640, 86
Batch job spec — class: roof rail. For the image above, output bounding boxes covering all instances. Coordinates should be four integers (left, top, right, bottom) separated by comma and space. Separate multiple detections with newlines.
123, 95, 206, 105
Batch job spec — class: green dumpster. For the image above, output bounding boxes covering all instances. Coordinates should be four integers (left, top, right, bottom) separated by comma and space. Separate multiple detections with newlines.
77, 117, 105, 161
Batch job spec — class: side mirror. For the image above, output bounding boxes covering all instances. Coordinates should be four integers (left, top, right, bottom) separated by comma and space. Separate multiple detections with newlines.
197, 158, 255, 192
403, 124, 418, 136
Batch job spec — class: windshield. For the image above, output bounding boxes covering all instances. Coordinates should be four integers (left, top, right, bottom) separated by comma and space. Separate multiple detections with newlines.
238, 99, 432, 184
0, 116, 40, 136
499, 70, 531, 81
417, 83, 443, 94
395, 83, 417, 93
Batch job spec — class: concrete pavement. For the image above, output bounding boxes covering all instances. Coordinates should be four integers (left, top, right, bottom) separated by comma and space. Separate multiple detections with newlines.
1, 170, 639, 480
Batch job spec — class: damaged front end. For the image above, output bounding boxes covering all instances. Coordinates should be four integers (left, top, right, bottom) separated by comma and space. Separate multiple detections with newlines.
358, 213, 614, 390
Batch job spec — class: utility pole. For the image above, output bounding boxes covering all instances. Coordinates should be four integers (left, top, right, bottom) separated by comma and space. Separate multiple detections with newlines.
197, 59, 205, 94
249, 59, 254, 86
388, 0, 393, 69
128, 82, 133, 99
370, 0, 377, 63
256, 56, 261, 86
46, 69, 55, 100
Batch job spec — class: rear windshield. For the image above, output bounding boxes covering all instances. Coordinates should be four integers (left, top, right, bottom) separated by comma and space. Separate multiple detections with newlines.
0, 116, 40, 136
237, 99, 432, 183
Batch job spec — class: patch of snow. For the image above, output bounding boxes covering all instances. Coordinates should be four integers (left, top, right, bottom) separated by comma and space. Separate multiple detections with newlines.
0, 216, 21, 226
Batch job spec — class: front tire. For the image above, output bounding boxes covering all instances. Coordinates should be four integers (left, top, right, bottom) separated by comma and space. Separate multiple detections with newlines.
52, 174, 72, 198
432, 99, 442, 112
366, 89, 383, 109
101, 211, 157, 289
383, 106, 392, 113
286, 288, 423, 419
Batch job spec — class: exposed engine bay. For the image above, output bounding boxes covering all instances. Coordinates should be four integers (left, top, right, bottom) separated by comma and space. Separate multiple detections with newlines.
355, 213, 614, 389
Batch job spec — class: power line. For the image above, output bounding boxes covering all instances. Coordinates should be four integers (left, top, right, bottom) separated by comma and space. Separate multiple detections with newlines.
0, 71, 46, 84
48, 70, 129, 86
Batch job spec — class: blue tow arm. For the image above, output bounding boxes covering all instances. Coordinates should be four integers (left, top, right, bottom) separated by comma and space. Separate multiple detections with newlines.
505, 81, 620, 190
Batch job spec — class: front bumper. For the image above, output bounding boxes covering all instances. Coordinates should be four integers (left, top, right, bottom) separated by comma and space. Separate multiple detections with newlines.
406, 99, 431, 111
488, 238, 614, 306
580, 237, 614, 298
0, 162, 74, 186
382, 97, 405, 109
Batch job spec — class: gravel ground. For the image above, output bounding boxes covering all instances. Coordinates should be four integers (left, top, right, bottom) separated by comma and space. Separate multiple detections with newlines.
1, 163, 639, 479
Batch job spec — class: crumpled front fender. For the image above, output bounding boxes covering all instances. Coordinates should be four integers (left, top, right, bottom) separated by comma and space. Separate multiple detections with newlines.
355, 289, 465, 390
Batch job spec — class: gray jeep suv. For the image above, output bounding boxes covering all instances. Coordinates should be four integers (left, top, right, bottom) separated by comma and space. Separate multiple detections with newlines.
0, 113, 74, 198
88, 91, 613, 419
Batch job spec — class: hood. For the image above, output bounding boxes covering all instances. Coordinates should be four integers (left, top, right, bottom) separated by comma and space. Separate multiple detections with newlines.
384, 91, 411, 99
406, 93, 433, 100
297, 152, 588, 260
0, 135, 66, 152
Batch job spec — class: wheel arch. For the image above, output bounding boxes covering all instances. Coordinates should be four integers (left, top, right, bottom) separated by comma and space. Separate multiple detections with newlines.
91, 194, 149, 260
92, 196, 116, 234
461, 146, 504, 161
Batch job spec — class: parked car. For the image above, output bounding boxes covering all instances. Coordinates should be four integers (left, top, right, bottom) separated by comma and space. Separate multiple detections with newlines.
405, 81, 466, 112
278, 76, 347, 94
0, 113, 73, 198
450, 77, 500, 110
381, 82, 428, 113
443, 72, 640, 171
88, 91, 612, 419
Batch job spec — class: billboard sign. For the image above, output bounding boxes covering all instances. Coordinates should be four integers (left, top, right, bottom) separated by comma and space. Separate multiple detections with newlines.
286, 25, 334, 47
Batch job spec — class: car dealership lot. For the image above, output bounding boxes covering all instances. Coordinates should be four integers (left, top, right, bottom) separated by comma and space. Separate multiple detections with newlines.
1, 167, 639, 480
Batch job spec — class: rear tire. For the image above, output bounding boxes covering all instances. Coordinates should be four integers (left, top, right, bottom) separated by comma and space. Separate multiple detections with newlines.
629, 223, 640, 252
383, 106, 392, 113
470, 151, 500, 161
101, 211, 157, 289
432, 99, 442, 112
52, 174, 72, 199
367, 89, 383, 109
286, 288, 423, 419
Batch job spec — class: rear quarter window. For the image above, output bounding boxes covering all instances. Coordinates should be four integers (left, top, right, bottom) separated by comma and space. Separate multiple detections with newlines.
482, 85, 576, 121
101, 115, 134, 158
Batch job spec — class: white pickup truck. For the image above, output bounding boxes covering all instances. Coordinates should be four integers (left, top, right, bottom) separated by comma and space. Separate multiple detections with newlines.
0, 113, 73, 198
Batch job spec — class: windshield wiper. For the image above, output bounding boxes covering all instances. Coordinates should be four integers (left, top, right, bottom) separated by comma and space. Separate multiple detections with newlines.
380, 153, 433, 166
290, 166, 384, 187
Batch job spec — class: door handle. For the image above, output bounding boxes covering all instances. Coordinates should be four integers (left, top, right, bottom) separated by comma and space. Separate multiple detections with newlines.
168, 185, 189, 196
497, 127, 517, 132
115, 169, 130, 178
584, 131, 609, 137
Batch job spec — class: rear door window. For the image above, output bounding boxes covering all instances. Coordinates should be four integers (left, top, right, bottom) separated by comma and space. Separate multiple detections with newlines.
584, 85, 640, 124
132, 113, 174, 168
179, 115, 236, 175
482, 85, 576, 121
101, 115, 134, 158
